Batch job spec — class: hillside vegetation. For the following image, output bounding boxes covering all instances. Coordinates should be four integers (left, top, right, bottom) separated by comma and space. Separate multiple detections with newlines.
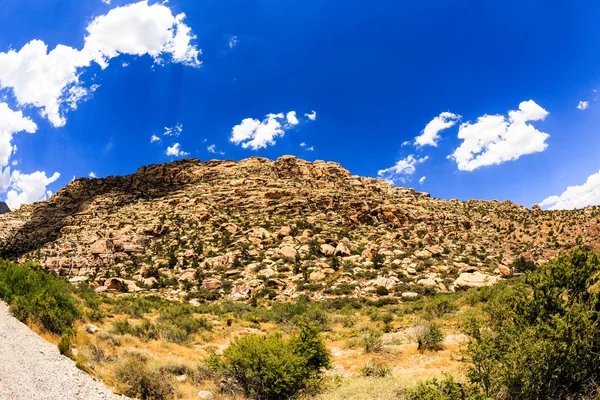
2, 248, 600, 399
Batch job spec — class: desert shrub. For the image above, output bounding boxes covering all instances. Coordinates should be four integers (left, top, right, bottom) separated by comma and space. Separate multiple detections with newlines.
414, 321, 444, 352
359, 361, 391, 378
510, 256, 536, 273
208, 323, 330, 400
111, 320, 134, 335
58, 332, 74, 358
423, 296, 458, 319
462, 248, 600, 399
402, 375, 485, 400
376, 286, 389, 296
261, 296, 329, 328
362, 330, 383, 353
0, 260, 81, 334
111, 295, 167, 318
113, 357, 175, 400
382, 313, 394, 333
155, 304, 211, 343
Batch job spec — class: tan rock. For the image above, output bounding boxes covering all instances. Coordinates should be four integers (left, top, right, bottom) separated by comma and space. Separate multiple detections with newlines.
453, 272, 499, 290
335, 242, 351, 256
201, 278, 222, 290
320, 244, 335, 256
278, 246, 298, 260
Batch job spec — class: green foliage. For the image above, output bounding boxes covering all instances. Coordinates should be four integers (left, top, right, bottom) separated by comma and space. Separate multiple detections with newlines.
415, 322, 445, 352
423, 296, 459, 319
262, 296, 329, 328
359, 361, 391, 378
155, 304, 212, 343
463, 248, 600, 399
510, 256, 537, 273
0, 260, 81, 334
403, 375, 486, 400
208, 323, 330, 400
362, 330, 383, 353
111, 304, 211, 343
376, 286, 389, 296
58, 331, 74, 358
114, 357, 175, 400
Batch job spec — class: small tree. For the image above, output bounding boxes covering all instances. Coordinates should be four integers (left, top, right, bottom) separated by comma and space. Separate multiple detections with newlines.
208, 323, 330, 400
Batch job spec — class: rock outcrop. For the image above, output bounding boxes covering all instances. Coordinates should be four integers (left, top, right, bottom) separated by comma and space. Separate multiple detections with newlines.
0, 202, 9, 215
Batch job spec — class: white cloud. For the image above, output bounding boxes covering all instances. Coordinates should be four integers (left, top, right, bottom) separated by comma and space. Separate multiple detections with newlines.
419, 176, 426, 185
163, 123, 182, 137
377, 155, 429, 185
231, 112, 291, 150
150, 134, 161, 143
299, 142, 306, 147
89, 172, 97, 178
307, 146, 314, 151
449, 100, 549, 171
228, 36, 239, 49
414, 112, 461, 147
0, 1, 201, 127
0, 103, 59, 207
166, 143, 189, 157
102, 0, 111, 4
304, 110, 317, 121
0, 103, 37, 168
577, 101, 590, 110
5, 170, 60, 210
206, 144, 224, 155
539, 170, 600, 210
286, 111, 299, 126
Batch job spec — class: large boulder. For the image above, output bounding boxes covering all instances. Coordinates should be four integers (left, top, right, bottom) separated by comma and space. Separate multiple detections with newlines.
453, 272, 499, 290
335, 242, 351, 256
320, 244, 336, 256
278, 246, 298, 260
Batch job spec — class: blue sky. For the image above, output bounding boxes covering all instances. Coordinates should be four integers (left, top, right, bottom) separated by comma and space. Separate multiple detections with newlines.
1, 0, 600, 210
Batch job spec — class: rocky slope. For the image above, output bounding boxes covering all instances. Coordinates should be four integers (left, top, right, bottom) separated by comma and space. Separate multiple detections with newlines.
0, 156, 598, 302
0, 202, 9, 215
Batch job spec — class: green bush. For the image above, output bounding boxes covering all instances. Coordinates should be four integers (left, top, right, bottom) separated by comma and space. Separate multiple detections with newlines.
510, 256, 536, 273
376, 286, 389, 296
58, 332, 74, 358
113, 357, 175, 400
0, 260, 81, 334
423, 296, 459, 319
463, 248, 600, 399
208, 323, 330, 399
111, 304, 211, 343
402, 375, 486, 400
359, 361, 391, 378
155, 304, 211, 343
362, 330, 383, 353
415, 321, 444, 352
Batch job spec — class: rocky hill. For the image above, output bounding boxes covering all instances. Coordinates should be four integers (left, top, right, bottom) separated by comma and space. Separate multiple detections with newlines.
0, 156, 598, 302
0, 202, 9, 215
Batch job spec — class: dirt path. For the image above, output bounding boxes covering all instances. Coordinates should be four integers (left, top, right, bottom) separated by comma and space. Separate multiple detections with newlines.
0, 301, 126, 400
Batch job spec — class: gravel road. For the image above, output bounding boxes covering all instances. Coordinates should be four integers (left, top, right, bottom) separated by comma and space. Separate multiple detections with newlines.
0, 301, 127, 400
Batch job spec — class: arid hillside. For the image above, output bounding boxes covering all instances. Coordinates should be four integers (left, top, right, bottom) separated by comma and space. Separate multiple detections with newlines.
0, 156, 598, 301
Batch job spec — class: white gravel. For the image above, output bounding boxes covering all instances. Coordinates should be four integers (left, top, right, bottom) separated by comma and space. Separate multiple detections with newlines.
0, 301, 127, 400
